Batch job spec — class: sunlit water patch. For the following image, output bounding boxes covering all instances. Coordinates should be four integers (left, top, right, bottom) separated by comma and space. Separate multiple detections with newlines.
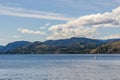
0, 54, 120, 80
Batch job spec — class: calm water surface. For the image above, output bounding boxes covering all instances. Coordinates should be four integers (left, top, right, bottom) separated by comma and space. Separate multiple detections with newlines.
0, 54, 120, 80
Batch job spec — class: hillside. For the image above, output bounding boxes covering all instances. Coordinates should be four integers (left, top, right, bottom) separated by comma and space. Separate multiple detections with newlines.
8, 37, 104, 54
0, 37, 120, 54
0, 46, 4, 51
1, 41, 31, 52
90, 41, 120, 54
44, 37, 103, 46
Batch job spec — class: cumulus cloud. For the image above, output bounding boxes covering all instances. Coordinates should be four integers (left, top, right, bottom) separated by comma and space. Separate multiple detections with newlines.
0, 38, 5, 41
100, 34, 120, 39
48, 7, 120, 40
40, 23, 51, 30
0, 6, 74, 21
12, 35, 21, 38
44, 23, 51, 27
18, 28, 45, 35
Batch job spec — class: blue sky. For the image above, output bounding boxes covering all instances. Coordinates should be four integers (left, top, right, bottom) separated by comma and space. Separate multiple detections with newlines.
0, 0, 120, 45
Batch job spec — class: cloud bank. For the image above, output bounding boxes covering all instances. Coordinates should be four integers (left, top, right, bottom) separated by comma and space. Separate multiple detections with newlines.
18, 28, 45, 35
0, 6, 74, 21
48, 7, 120, 40
101, 34, 120, 39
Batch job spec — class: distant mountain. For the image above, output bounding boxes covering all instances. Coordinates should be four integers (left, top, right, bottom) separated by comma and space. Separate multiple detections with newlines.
3, 41, 31, 52
8, 37, 105, 54
8, 41, 52, 54
44, 37, 104, 46
106, 38, 120, 43
1, 37, 120, 54
90, 40, 120, 54
0, 46, 4, 51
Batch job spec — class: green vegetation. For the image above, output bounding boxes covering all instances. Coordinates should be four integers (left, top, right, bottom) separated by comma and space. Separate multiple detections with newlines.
90, 41, 120, 54
1, 37, 120, 54
9, 41, 98, 54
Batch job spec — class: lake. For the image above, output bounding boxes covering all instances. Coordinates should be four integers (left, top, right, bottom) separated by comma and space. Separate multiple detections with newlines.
0, 54, 120, 80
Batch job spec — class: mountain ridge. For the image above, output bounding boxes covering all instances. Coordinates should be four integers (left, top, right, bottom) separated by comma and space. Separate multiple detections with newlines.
0, 37, 120, 54
0, 41, 31, 52
90, 40, 120, 54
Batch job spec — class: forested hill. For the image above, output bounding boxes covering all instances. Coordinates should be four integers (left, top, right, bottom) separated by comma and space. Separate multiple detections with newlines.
90, 41, 120, 54
0, 37, 120, 54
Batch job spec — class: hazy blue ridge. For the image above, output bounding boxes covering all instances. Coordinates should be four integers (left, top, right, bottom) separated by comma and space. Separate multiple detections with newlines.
1, 41, 31, 52
0, 37, 120, 54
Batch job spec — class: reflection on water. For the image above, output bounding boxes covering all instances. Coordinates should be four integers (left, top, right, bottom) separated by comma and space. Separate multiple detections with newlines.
0, 54, 120, 80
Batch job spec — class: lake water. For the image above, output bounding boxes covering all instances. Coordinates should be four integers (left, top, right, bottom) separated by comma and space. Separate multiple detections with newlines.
0, 54, 120, 80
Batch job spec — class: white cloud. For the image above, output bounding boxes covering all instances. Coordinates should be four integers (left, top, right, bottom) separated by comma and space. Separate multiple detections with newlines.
0, 6, 74, 21
12, 35, 21, 38
39, 26, 46, 30
18, 28, 45, 35
40, 23, 51, 30
0, 38, 5, 41
0, 37, 8, 45
47, 7, 120, 40
44, 23, 51, 27
100, 34, 120, 39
